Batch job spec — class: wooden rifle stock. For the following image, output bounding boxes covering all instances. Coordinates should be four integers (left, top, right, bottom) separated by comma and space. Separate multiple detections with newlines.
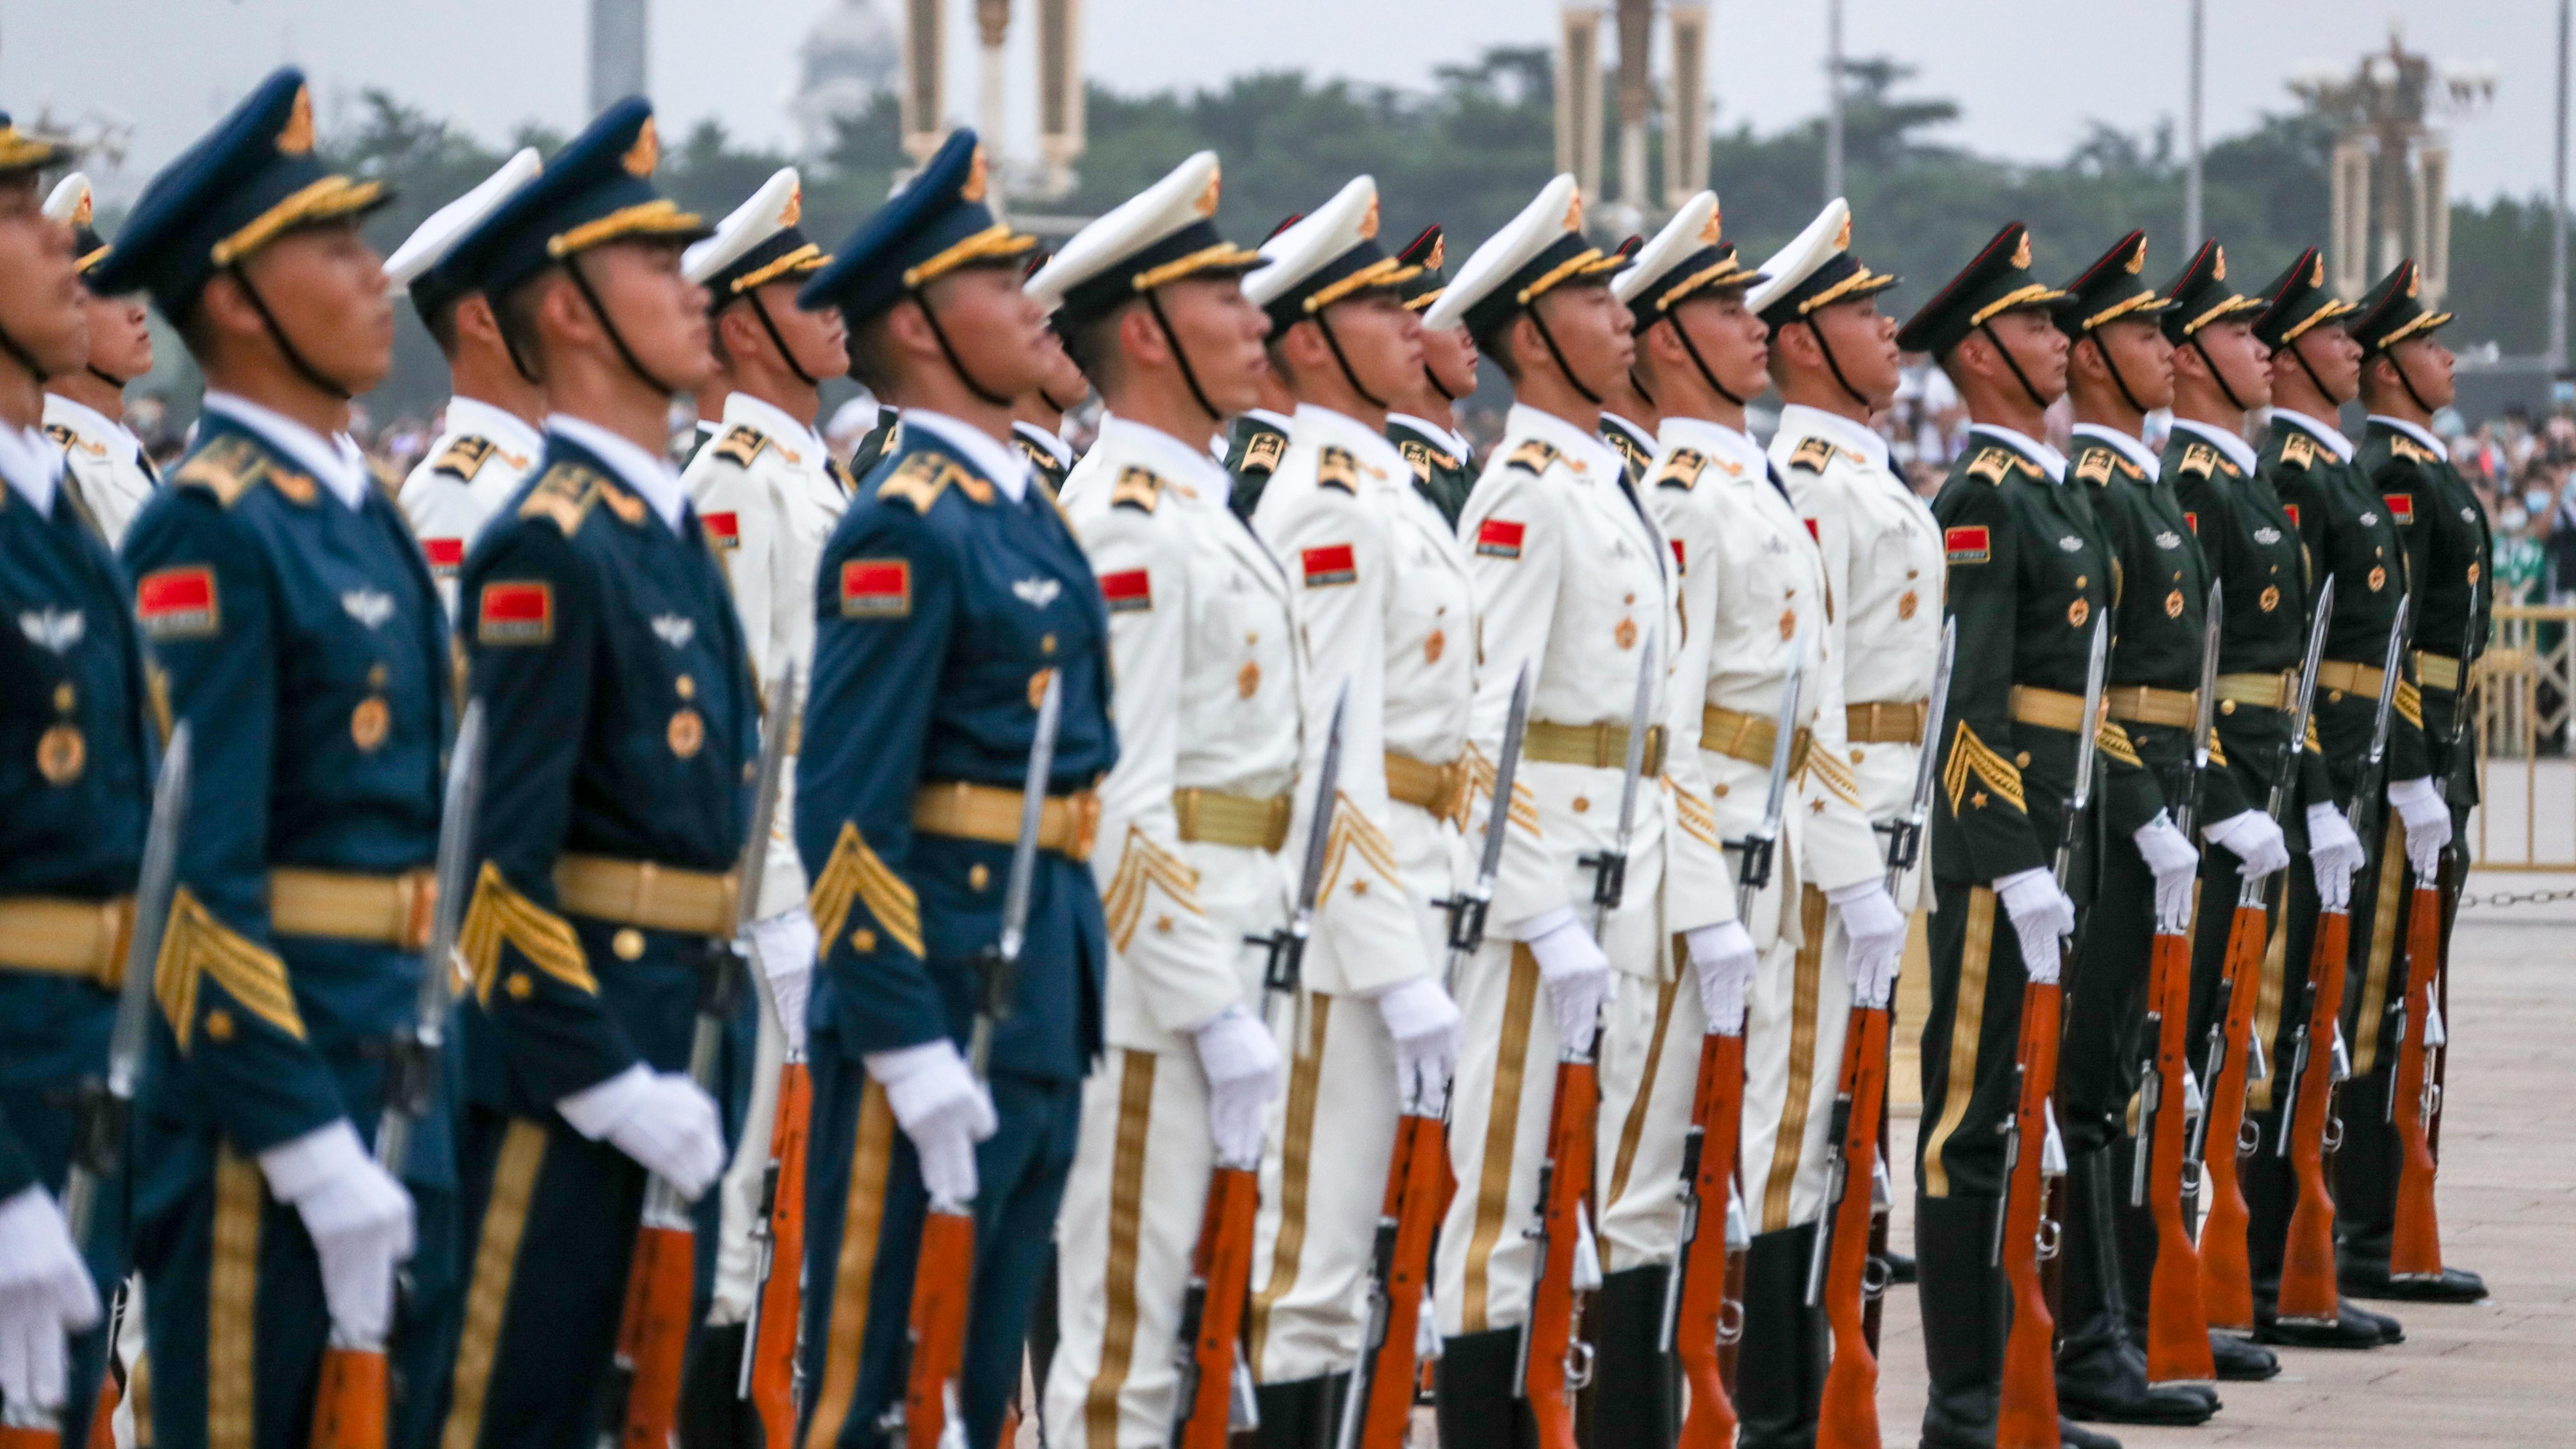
899, 1206, 975, 1449
1815, 1005, 1888, 1449
2388, 881, 2446, 1279
2195, 898, 2269, 1332
1996, 982, 2062, 1449
2141, 926, 2214, 1383
745, 1058, 813, 1446
1352, 1112, 1446, 1448
607, 1214, 697, 1448
307, 1344, 389, 1449
1172, 1165, 1259, 1449
2275, 906, 2350, 1323
1673, 1031, 1745, 1449
1519, 1057, 1598, 1449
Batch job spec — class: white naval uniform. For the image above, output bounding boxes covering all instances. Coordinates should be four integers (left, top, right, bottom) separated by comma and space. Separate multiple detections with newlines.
1244, 402, 1474, 1384
680, 390, 853, 1326
1045, 414, 1305, 1448
1434, 404, 1737, 1338
1605, 417, 1884, 1262
394, 396, 542, 620
42, 393, 157, 547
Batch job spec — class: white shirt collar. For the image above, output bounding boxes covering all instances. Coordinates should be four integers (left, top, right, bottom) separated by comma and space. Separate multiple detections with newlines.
41, 393, 145, 465
1013, 419, 1074, 468
547, 413, 689, 531
1775, 402, 1891, 473
2167, 416, 2261, 476
1506, 402, 1625, 483
202, 391, 371, 510
723, 391, 828, 467
1658, 414, 1771, 482
2270, 407, 2356, 462
1968, 422, 2068, 483
1387, 411, 1472, 460
1245, 407, 1295, 434
1099, 412, 1234, 504
902, 409, 1033, 503
440, 395, 545, 466
2367, 413, 2450, 462
1603, 411, 1656, 446
0, 424, 62, 515
2070, 422, 2162, 482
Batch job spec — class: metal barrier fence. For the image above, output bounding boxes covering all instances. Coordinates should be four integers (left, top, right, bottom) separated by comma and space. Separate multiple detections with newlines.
2472, 603, 2576, 872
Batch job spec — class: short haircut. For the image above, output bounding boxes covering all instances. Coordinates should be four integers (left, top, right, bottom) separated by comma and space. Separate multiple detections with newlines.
845, 306, 902, 396
1474, 316, 1522, 383
1068, 298, 1138, 396
492, 266, 558, 384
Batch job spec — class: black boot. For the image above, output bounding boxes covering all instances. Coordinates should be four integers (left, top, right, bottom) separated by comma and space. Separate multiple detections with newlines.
676, 1321, 753, 1449
2206, 1332, 2278, 1382
2055, 1417, 2124, 1449
2338, 1252, 2489, 1303
1251, 1373, 1337, 1449
1884, 1249, 1918, 1285
1736, 1224, 1829, 1449
1436, 1329, 1536, 1449
2252, 1296, 2399, 1349
2055, 1149, 2217, 1426
1584, 1265, 1681, 1448
1915, 1195, 2004, 1449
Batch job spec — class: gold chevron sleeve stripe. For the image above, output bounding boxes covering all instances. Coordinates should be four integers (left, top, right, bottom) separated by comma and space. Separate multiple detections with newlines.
1466, 743, 1541, 837
1667, 777, 1723, 849
1318, 795, 1404, 906
1941, 722, 2027, 816
457, 861, 596, 1005
805, 1081, 896, 1449
2095, 719, 2143, 768
2395, 679, 2423, 729
1807, 747, 1864, 808
2208, 732, 2228, 767
1100, 824, 1204, 952
155, 887, 304, 1052
440, 1119, 547, 1449
208, 1147, 263, 1449
806, 822, 924, 958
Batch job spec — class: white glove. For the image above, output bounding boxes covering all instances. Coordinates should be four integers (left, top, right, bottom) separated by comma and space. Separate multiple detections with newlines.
1996, 867, 2075, 986
1522, 909, 1611, 1056
749, 906, 820, 1055
1373, 976, 1463, 1114
2388, 777, 2452, 879
0, 1186, 102, 1414
2133, 811, 2202, 933
258, 1120, 415, 1346
1828, 882, 1908, 1011
2203, 809, 2290, 884
1192, 1006, 1282, 1168
2306, 803, 2367, 912
863, 1041, 999, 1206
1684, 920, 1758, 1034
559, 1063, 728, 1202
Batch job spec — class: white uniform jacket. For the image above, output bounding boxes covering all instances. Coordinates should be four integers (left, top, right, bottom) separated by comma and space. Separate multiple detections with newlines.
1251, 402, 1475, 996
395, 396, 542, 620
1061, 414, 1304, 1051
1770, 404, 1946, 906
43, 394, 157, 548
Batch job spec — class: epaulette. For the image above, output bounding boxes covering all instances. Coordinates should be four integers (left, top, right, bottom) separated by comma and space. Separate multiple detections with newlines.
1608, 429, 1651, 477
2278, 431, 2318, 470
712, 424, 771, 468
1111, 465, 1167, 513
2177, 443, 2219, 481
1964, 447, 2013, 486
42, 421, 77, 452
1650, 448, 1707, 490
2073, 451, 2115, 487
1240, 429, 1285, 475
1317, 445, 1360, 494
170, 434, 275, 508
1397, 438, 1434, 482
2390, 435, 2439, 466
432, 434, 499, 482
1505, 438, 1561, 475
876, 451, 996, 514
1787, 435, 1836, 474
517, 461, 610, 535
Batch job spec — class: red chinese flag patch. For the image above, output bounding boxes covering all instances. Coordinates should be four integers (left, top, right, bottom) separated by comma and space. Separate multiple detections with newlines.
2283, 504, 2301, 529
703, 511, 741, 550
2184, 510, 2199, 535
1670, 538, 1686, 572
476, 580, 553, 645
136, 565, 218, 639
1099, 568, 1152, 614
1943, 525, 1990, 564
422, 538, 465, 574
1301, 543, 1357, 588
1475, 518, 1525, 560
1803, 518, 1820, 543
840, 559, 912, 619
2385, 492, 2415, 524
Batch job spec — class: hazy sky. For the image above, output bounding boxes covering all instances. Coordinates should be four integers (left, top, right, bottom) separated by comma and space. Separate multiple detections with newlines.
0, 0, 2556, 208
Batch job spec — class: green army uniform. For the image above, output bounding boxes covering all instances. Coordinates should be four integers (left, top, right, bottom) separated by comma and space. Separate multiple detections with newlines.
1222, 408, 1289, 519
1011, 420, 1074, 498
1388, 223, 1477, 528
1601, 410, 1656, 486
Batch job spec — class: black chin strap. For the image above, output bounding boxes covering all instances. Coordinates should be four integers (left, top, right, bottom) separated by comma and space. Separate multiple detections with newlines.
564, 254, 681, 397
1526, 305, 1602, 408
229, 265, 354, 400
1802, 316, 1872, 411
2188, 333, 2249, 414
88, 366, 132, 390
1314, 311, 1387, 411
0, 321, 52, 383
1668, 316, 1745, 409
2085, 332, 2148, 419
1423, 362, 1457, 404
1038, 381, 1078, 415
744, 291, 818, 390
1143, 289, 1224, 425
914, 289, 1014, 408
2284, 334, 2338, 411
2386, 347, 2439, 418
1979, 322, 2051, 414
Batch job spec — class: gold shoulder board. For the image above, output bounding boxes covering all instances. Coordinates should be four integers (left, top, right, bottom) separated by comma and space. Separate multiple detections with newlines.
433, 435, 497, 482
2279, 432, 2316, 469
1787, 435, 1836, 474
1111, 465, 1166, 513
1964, 448, 2012, 486
713, 424, 771, 469
1506, 438, 1561, 475
876, 452, 952, 514
2177, 443, 2217, 480
2074, 451, 2115, 487
1242, 429, 1285, 474
1317, 445, 1360, 493
518, 461, 604, 535
172, 435, 271, 508
1651, 448, 1707, 490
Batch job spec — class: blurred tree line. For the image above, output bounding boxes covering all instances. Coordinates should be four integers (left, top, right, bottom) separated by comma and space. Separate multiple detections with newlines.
143, 47, 2547, 422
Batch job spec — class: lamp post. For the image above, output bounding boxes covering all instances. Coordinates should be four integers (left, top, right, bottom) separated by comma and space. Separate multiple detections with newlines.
2289, 23, 2496, 306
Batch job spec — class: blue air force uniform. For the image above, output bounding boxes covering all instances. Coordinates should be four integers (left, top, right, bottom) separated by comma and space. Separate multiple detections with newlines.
790, 130, 1115, 1449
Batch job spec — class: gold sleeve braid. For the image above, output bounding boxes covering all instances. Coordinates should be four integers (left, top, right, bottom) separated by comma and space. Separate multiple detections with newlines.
2094, 719, 2143, 768
2395, 680, 2423, 729
1941, 722, 2028, 815
1464, 742, 1541, 838
154, 888, 305, 1051
457, 861, 597, 1004
1806, 747, 1865, 809
1317, 794, 1403, 904
1099, 823, 1203, 951
807, 822, 925, 958
1666, 776, 1723, 849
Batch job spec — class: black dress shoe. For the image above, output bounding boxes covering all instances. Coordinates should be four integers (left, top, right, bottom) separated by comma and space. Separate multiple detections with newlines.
1884, 1249, 1918, 1285
2057, 1415, 2124, 1449
2207, 1332, 2279, 1382
2253, 1299, 2391, 1349
2341, 1257, 2489, 1303
2056, 1341, 2218, 1427
2346, 1300, 2406, 1344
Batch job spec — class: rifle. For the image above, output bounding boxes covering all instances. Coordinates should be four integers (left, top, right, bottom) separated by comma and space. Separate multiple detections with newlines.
1667, 629, 1806, 1449
2274, 602, 2408, 1325
1339, 668, 1532, 1449
2386, 609, 2478, 1282
2190, 579, 2332, 1332
1811, 621, 1954, 1449
1518, 633, 1658, 1449
604, 668, 798, 1449
1995, 617, 2107, 1449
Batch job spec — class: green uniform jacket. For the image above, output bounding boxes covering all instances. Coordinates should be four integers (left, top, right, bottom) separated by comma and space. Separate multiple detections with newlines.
2360, 419, 2492, 806
1387, 415, 1476, 530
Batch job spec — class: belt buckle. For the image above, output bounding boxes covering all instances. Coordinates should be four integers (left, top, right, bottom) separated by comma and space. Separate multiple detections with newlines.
97, 898, 137, 990
1266, 793, 1293, 853
398, 871, 438, 952
1439, 758, 1473, 828
1069, 791, 1101, 861
715, 871, 742, 937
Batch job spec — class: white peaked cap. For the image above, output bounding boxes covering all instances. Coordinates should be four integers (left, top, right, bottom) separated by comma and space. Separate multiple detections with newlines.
384, 147, 544, 291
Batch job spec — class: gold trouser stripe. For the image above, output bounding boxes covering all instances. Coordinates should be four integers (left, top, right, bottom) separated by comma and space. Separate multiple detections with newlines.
2249, 900, 2294, 1112
2351, 813, 2409, 1079
805, 1081, 896, 1449
1762, 886, 1832, 1231
209, 1148, 263, 1449
441, 1120, 547, 1449
2215, 671, 2296, 711
1462, 946, 1542, 1334
2103, 685, 2201, 730
1250, 999, 1334, 1371
1083, 1052, 1158, 1448
1922, 888, 1997, 1199
1606, 974, 1682, 1211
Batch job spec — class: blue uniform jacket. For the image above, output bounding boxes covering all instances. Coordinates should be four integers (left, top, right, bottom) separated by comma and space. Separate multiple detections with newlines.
455, 432, 755, 1117
0, 476, 151, 1199
797, 427, 1113, 1083
118, 412, 451, 1182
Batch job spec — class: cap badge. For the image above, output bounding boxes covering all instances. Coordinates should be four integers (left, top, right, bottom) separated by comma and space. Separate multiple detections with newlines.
2212, 245, 2227, 281
2310, 253, 2326, 286
963, 146, 990, 203
278, 86, 316, 155
2406, 265, 2420, 298
622, 117, 660, 177
1360, 194, 1380, 240
2124, 238, 2145, 274
1426, 236, 1444, 269
781, 180, 803, 226
1700, 205, 1724, 244
2010, 230, 2032, 268
1194, 164, 1222, 217
1833, 213, 1852, 250
1564, 189, 1584, 232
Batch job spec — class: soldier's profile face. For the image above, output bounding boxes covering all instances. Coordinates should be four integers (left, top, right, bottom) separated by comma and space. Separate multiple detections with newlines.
243, 219, 394, 395
1986, 307, 2068, 403
2389, 335, 2457, 411
579, 238, 715, 395
0, 176, 92, 383
1671, 289, 1769, 402
2198, 318, 2272, 411
1531, 282, 1633, 399
1811, 294, 1901, 409
1315, 290, 1423, 406
1151, 274, 1271, 417
752, 278, 848, 382
919, 264, 1053, 403
81, 289, 155, 384
2284, 322, 2362, 404
1423, 321, 1480, 401
2093, 317, 2174, 412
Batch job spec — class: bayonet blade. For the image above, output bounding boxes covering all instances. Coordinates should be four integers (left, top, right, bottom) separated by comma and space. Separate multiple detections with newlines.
2070, 615, 2111, 814
997, 669, 1065, 967
732, 666, 803, 942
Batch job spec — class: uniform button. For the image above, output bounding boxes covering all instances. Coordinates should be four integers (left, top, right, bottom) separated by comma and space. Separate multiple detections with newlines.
1041, 633, 1057, 654
968, 863, 991, 891
2074, 574, 2088, 589
2016, 751, 2032, 768
1573, 797, 1591, 813
1907, 568, 1920, 580
613, 928, 646, 960
2221, 700, 2237, 715
1246, 631, 1259, 644
851, 927, 877, 952
52, 682, 72, 712
1625, 593, 1636, 605
2328, 690, 2346, 704
1154, 915, 1174, 934
368, 663, 389, 689
205, 1009, 234, 1042
1351, 879, 1369, 895
676, 673, 697, 700
505, 973, 534, 1000
744, 761, 759, 782
1851, 748, 1865, 764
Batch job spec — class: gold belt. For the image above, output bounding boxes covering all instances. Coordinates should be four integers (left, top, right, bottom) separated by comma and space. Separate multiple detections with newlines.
553, 855, 740, 937
1170, 787, 1293, 853
2007, 685, 2094, 733
268, 867, 438, 949
1846, 700, 1929, 745
1384, 752, 1473, 827
2316, 659, 2386, 700
2214, 670, 2296, 712
911, 781, 1102, 861
2415, 650, 2462, 692
2103, 684, 2200, 730
1699, 704, 1813, 777
1524, 719, 1668, 776
0, 895, 134, 988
